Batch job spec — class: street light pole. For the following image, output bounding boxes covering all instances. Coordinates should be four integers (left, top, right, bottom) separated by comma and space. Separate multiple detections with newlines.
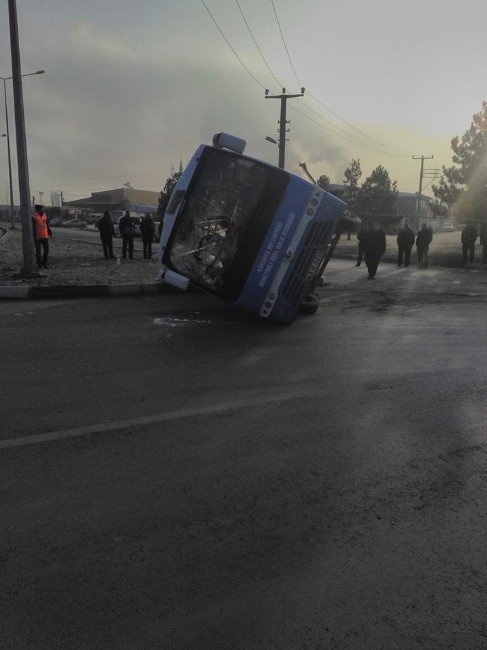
1, 77, 15, 229
1, 70, 44, 231
8, 0, 44, 274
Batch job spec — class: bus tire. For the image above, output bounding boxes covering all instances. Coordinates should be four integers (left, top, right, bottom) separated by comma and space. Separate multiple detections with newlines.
298, 293, 320, 315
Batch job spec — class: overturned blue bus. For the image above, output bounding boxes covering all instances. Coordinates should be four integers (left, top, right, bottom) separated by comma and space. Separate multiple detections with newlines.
158, 133, 356, 324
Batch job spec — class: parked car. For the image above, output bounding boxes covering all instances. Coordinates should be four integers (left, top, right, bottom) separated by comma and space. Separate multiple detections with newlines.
61, 218, 87, 228
442, 222, 455, 232
49, 217, 62, 226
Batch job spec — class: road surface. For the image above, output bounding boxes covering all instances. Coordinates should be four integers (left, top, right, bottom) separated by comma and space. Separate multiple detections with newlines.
2, 260, 487, 648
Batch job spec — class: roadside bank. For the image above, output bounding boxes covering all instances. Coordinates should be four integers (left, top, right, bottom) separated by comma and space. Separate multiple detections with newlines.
0, 226, 176, 298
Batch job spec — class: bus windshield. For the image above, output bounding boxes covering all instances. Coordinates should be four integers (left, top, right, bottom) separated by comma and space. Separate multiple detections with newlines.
167, 147, 288, 300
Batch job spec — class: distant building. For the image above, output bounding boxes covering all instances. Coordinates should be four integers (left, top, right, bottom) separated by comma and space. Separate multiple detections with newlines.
396, 192, 435, 226
328, 185, 436, 227
63, 187, 160, 215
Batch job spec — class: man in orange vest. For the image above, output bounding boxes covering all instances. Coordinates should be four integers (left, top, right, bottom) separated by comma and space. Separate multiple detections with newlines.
32, 204, 52, 268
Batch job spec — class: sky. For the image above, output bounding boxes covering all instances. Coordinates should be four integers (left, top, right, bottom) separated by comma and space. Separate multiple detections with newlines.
0, 0, 485, 204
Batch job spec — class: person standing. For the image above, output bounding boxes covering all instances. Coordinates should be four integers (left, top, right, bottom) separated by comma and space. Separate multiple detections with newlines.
97, 211, 115, 259
140, 213, 156, 259
461, 223, 478, 264
363, 219, 386, 279
397, 224, 415, 267
416, 223, 433, 268
480, 222, 487, 264
355, 224, 369, 267
32, 204, 52, 269
118, 210, 135, 259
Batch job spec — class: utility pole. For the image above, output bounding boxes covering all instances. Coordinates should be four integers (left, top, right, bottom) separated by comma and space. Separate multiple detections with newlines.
265, 87, 304, 169
8, 0, 36, 275
1, 77, 15, 229
413, 155, 434, 231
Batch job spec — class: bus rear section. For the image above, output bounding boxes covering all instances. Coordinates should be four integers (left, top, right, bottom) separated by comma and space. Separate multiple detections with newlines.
159, 135, 347, 323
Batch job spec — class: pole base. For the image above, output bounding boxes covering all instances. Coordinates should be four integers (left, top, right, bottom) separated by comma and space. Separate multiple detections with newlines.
14, 270, 46, 279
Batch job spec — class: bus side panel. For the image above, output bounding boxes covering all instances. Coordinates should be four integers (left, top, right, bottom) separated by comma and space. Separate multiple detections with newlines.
235, 178, 314, 312
236, 182, 345, 322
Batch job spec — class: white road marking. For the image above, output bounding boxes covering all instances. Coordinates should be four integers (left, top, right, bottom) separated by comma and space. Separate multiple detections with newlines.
0, 389, 323, 450
153, 316, 211, 327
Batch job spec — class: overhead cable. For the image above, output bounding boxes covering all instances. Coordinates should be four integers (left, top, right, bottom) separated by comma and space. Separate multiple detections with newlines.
269, 0, 302, 87
200, 0, 266, 90
235, 0, 282, 89
200, 0, 409, 158
268, 0, 410, 156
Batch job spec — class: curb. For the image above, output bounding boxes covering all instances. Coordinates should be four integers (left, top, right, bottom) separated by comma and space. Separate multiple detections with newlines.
0, 282, 185, 300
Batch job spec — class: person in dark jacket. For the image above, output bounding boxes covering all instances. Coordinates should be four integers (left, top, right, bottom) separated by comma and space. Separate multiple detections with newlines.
355, 224, 369, 267
140, 213, 156, 258
397, 224, 415, 267
32, 204, 52, 268
118, 211, 135, 259
480, 222, 487, 264
461, 223, 478, 264
97, 211, 115, 259
363, 219, 386, 279
416, 223, 433, 268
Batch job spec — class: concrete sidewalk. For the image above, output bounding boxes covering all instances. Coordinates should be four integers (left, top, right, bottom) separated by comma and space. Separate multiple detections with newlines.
0, 226, 177, 299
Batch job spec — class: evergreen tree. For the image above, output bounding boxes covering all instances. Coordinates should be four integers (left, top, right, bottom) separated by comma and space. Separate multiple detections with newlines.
157, 170, 182, 218
317, 174, 331, 190
433, 101, 487, 221
342, 159, 362, 213
358, 165, 398, 226
428, 200, 448, 218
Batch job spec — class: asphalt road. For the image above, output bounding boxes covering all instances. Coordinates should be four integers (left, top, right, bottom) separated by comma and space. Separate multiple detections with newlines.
2, 260, 487, 648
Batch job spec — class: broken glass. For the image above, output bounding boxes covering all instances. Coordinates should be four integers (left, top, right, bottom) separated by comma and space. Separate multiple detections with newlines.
168, 148, 278, 294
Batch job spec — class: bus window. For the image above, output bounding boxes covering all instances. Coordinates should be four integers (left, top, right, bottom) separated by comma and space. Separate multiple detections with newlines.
166, 147, 287, 301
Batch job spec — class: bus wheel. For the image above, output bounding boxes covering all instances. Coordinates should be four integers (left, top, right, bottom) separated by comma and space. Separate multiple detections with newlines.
298, 293, 320, 315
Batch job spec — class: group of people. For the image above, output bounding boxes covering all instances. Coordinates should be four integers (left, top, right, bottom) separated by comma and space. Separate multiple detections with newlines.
356, 221, 434, 279
355, 220, 487, 278
96, 211, 157, 260
397, 223, 433, 268
31, 206, 160, 269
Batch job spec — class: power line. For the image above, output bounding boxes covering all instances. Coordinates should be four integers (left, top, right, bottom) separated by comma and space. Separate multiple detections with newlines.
268, 0, 410, 156
233, 0, 409, 157
199, 0, 266, 90
292, 97, 409, 157
234, 0, 281, 89
269, 0, 302, 87
200, 0, 411, 159
289, 103, 408, 157
421, 172, 444, 193
234, 0, 386, 153
306, 90, 408, 155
